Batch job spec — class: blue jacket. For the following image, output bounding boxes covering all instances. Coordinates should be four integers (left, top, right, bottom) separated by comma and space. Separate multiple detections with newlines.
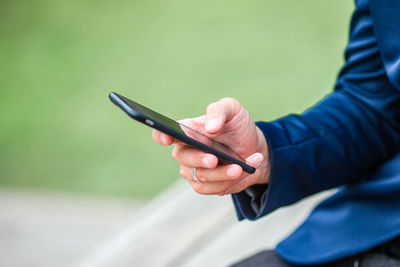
232, 0, 400, 265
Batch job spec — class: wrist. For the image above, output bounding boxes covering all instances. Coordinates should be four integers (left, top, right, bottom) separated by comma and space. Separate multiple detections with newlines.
255, 126, 271, 184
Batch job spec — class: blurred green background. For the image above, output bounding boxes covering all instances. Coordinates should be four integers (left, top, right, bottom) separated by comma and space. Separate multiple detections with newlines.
0, 0, 353, 199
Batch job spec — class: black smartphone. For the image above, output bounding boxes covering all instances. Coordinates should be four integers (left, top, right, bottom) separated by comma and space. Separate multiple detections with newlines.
109, 92, 256, 174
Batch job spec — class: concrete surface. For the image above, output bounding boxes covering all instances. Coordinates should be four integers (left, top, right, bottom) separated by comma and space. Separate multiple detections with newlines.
75, 181, 335, 267
0, 182, 335, 267
0, 188, 143, 267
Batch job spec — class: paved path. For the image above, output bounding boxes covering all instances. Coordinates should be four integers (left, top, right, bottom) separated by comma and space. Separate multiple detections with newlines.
75, 181, 335, 267
0, 182, 335, 267
0, 188, 143, 267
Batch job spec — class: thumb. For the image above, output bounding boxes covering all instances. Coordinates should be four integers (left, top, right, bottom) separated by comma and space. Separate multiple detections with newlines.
245, 152, 264, 169
205, 98, 241, 134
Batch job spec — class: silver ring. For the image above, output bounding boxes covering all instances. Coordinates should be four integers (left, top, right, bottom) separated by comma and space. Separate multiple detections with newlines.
192, 168, 203, 183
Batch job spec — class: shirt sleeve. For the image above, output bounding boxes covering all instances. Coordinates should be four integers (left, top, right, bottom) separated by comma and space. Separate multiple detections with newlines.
232, 0, 400, 221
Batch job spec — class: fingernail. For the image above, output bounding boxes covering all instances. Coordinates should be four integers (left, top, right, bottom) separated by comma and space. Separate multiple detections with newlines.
227, 167, 238, 178
205, 119, 219, 132
250, 153, 263, 166
202, 156, 212, 168
161, 134, 168, 144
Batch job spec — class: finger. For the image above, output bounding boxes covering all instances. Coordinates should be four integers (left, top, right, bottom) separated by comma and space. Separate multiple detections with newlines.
224, 152, 264, 181
195, 152, 264, 182
205, 98, 242, 134
178, 116, 205, 129
172, 144, 218, 169
192, 164, 243, 183
152, 129, 174, 146
179, 166, 236, 195
245, 152, 264, 170
220, 153, 266, 194
222, 174, 263, 195
180, 152, 266, 195
189, 179, 237, 195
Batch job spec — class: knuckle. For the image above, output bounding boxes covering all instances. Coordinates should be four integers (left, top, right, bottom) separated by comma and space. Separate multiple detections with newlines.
171, 147, 178, 160
192, 183, 205, 194
206, 102, 218, 113
220, 188, 229, 195
179, 167, 186, 178
225, 189, 233, 195
221, 97, 237, 103
221, 97, 240, 106
229, 185, 241, 194
220, 98, 242, 117
195, 170, 206, 182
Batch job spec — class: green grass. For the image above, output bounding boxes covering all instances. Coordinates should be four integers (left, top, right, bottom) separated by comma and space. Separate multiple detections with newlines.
0, 0, 354, 199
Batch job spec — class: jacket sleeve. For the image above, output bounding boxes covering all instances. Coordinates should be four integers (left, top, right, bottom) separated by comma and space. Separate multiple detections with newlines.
232, 0, 400, 220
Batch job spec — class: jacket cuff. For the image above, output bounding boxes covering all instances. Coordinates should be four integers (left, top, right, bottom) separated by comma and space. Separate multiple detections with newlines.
232, 120, 317, 220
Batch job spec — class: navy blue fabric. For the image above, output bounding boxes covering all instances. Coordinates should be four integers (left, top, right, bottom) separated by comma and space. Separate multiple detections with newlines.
232, 0, 400, 265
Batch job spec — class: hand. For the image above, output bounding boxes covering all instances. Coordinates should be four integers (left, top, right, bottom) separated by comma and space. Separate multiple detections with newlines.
152, 98, 270, 196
